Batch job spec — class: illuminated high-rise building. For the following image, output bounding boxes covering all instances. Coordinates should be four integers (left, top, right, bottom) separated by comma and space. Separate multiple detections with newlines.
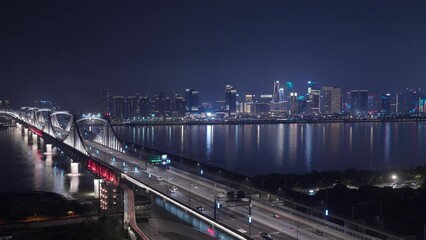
350, 90, 369, 115
138, 96, 151, 117
307, 81, 318, 94
272, 81, 280, 103
243, 94, 255, 113
307, 89, 321, 113
254, 94, 272, 113
126, 96, 137, 118
100, 88, 110, 116
112, 96, 125, 119
185, 89, 199, 112
321, 87, 341, 114
225, 85, 237, 115
289, 92, 298, 114
380, 93, 391, 113
285, 82, 294, 97
420, 97, 426, 113
397, 88, 422, 113
271, 81, 285, 111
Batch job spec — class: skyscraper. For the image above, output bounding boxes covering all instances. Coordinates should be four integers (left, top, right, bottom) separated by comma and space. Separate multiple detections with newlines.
307, 81, 318, 94
350, 90, 369, 115
398, 88, 422, 113
243, 94, 255, 113
270, 81, 285, 111
272, 81, 280, 103
321, 87, 341, 114
307, 89, 321, 113
138, 96, 151, 117
285, 82, 294, 98
185, 89, 199, 112
225, 85, 237, 115
112, 96, 125, 119
289, 92, 298, 114
126, 96, 137, 119
100, 88, 110, 116
380, 93, 391, 114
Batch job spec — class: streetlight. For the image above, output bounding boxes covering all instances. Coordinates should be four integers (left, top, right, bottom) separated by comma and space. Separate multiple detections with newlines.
248, 195, 252, 236
248, 215, 252, 237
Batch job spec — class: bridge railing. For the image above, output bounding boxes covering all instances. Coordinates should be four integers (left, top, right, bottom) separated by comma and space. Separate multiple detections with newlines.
121, 173, 252, 240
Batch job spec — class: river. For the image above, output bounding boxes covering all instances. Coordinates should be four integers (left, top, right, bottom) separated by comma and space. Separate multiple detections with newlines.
0, 126, 96, 199
114, 122, 426, 176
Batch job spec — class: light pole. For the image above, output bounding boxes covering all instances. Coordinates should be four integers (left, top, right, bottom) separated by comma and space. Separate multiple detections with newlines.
296, 225, 298, 239
248, 195, 252, 237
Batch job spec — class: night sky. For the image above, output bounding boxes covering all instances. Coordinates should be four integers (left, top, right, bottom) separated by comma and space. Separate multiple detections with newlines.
1, 0, 426, 111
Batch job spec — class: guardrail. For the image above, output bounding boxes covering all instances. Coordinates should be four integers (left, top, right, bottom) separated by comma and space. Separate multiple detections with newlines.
121, 173, 252, 240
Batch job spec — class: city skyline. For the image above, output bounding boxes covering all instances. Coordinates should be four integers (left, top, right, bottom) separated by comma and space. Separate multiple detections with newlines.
1, 1, 426, 111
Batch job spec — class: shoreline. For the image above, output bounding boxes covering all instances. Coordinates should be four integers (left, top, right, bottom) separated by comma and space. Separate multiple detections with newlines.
112, 118, 426, 126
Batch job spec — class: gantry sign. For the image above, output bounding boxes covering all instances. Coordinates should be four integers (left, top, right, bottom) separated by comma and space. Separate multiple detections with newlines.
214, 190, 253, 236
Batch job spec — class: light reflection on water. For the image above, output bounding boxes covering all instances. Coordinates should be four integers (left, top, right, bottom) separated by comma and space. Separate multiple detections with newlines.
0, 127, 95, 199
115, 122, 426, 176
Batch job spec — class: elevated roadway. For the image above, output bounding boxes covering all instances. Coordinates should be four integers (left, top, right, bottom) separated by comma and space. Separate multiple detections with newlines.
86, 140, 380, 240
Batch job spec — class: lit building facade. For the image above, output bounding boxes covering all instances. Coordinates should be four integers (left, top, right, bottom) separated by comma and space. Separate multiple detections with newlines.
350, 90, 369, 115
380, 93, 391, 114
185, 89, 199, 112
126, 96, 137, 119
225, 85, 237, 115
100, 88, 110, 116
112, 96, 125, 119
321, 87, 341, 114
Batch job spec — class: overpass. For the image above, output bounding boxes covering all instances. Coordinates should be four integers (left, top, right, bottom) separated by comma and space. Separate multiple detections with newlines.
1, 108, 406, 240
3, 108, 250, 240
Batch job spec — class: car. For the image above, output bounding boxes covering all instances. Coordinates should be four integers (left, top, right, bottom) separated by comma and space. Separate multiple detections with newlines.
196, 206, 204, 211
260, 232, 273, 240
169, 188, 176, 193
171, 186, 178, 191
217, 192, 226, 198
157, 177, 163, 181
313, 229, 323, 236
272, 214, 280, 219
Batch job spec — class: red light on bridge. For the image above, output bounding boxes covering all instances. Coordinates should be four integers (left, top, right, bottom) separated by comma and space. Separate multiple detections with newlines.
87, 159, 118, 185
207, 228, 215, 236
30, 128, 43, 137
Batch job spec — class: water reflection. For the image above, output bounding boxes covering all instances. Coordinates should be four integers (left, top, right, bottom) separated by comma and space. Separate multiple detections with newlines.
288, 124, 298, 164
114, 122, 426, 176
276, 124, 284, 167
206, 125, 213, 160
70, 176, 79, 193
180, 125, 185, 153
304, 124, 313, 172
256, 125, 260, 152
349, 126, 353, 153
0, 127, 94, 199
384, 123, 391, 163
370, 125, 374, 169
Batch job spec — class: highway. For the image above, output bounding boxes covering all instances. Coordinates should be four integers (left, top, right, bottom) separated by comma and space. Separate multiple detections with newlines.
85, 140, 366, 240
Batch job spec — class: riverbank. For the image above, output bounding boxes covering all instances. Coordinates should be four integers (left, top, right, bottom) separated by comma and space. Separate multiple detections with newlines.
124, 138, 426, 238
0, 191, 94, 223
111, 117, 426, 126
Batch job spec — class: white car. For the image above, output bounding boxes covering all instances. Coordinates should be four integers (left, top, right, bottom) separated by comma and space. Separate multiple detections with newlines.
217, 192, 226, 198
